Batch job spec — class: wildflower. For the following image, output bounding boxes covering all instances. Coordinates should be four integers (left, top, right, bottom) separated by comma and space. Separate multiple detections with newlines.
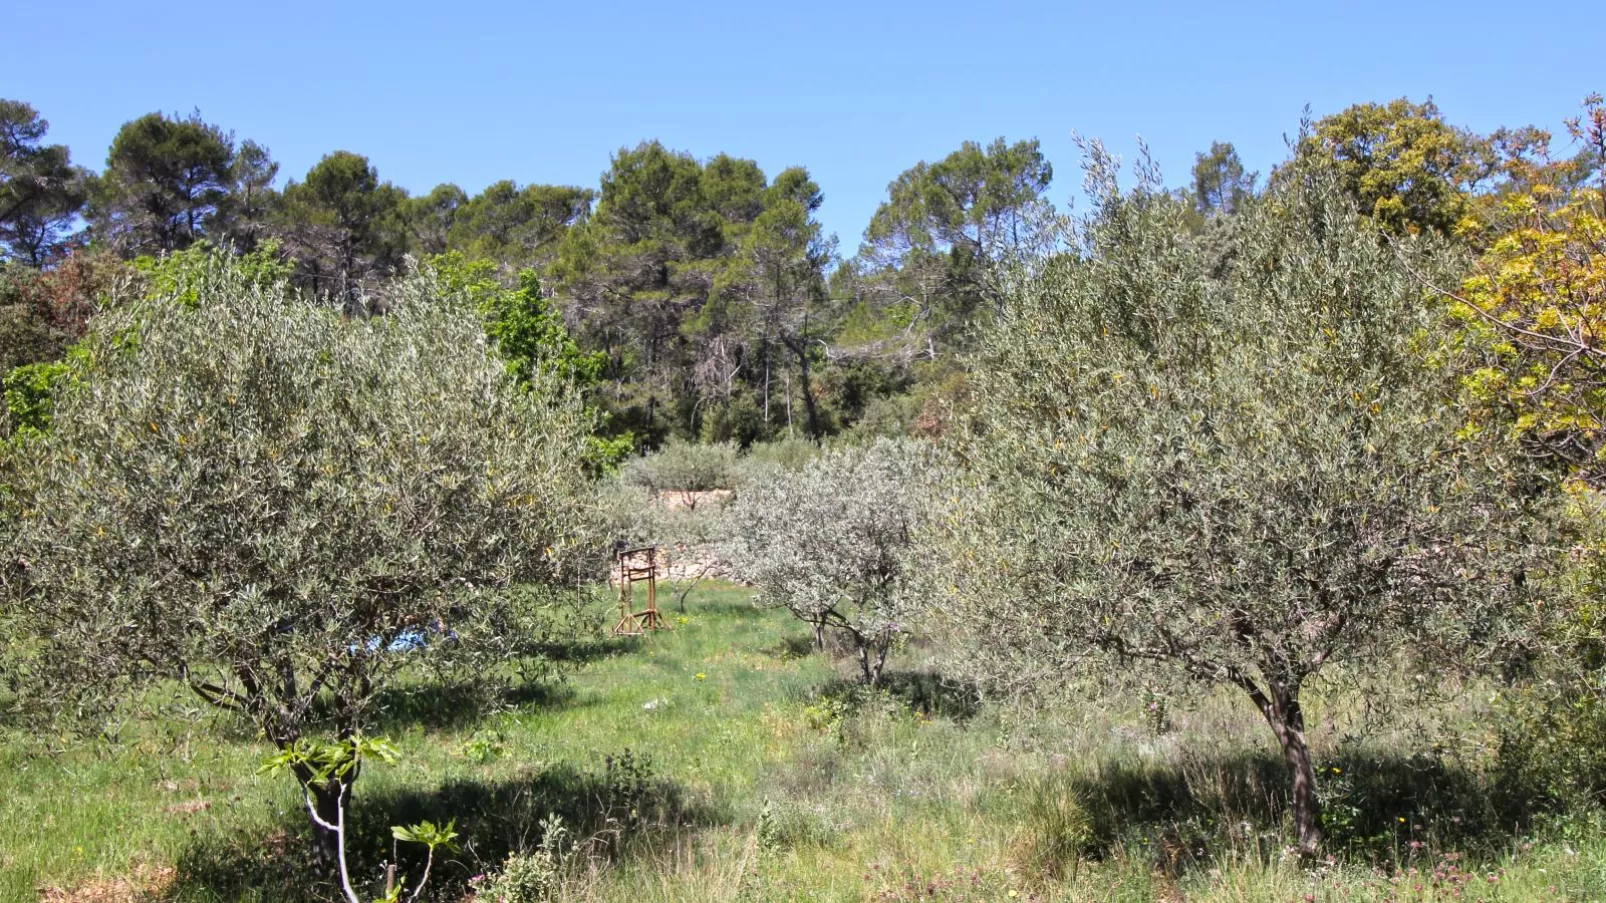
694, 672, 706, 681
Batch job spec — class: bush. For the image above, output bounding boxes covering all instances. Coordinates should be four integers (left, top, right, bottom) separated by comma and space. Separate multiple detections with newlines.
1493, 661, 1606, 815
621, 438, 739, 494
841, 391, 922, 441
1007, 775, 1095, 884
3, 252, 596, 861
756, 798, 843, 852
724, 438, 944, 685
698, 390, 766, 445
1, 357, 70, 436
474, 815, 570, 903
741, 436, 819, 473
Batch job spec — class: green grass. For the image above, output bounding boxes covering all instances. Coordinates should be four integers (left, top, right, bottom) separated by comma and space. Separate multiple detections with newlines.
4, 582, 1606, 902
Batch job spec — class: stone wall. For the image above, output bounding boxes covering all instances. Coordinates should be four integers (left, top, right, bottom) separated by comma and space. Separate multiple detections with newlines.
609, 488, 748, 585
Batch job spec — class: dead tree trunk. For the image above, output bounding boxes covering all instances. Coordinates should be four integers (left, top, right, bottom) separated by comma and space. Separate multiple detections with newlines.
782, 335, 822, 439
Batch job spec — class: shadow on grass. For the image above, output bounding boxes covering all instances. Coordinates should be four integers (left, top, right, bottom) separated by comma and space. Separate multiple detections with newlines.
166, 749, 720, 902
526, 633, 642, 664
879, 670, 983, 721
1015, 746, 1555, 879
360, 679, 588, 733
203, 677, 589, 744
809, 670, 984, 723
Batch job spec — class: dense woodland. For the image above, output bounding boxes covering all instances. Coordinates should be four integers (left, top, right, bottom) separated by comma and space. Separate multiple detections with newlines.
4, 92, 1606, 901
10, 96, 1593, 452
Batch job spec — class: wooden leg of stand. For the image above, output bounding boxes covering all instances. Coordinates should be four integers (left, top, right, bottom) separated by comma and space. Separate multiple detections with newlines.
613, 574, 642, 636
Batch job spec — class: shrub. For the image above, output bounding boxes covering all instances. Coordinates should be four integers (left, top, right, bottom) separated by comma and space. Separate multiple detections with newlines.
0, 248, 130, 376
698, 389, 766, 445
3, 253, 596, 862
756, 798, 842, 852
740, 436, 819, 474
725, 438, 944, 685
621, 438, 739, 494
1, 357, 70, 436
1007, 775, 1095, 883
1492, 639, 1606, 815
474, 815, 570, 903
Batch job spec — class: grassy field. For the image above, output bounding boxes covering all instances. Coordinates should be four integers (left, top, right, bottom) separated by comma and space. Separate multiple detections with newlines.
3, 582, 1605, 902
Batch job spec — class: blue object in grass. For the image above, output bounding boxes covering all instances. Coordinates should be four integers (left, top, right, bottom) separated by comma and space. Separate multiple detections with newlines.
352, 625, 457, 654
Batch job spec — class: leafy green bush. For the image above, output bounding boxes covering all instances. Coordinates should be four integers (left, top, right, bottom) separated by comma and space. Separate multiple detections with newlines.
1492, 660, 1606, 816
427, 253, 631, 473
729, 437, 820, 491
1, 357, 70, 436
134, 239, 293, 308
698, 389, 766, 445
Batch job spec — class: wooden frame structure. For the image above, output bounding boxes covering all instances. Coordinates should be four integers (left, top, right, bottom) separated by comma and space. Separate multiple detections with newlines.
612, 546, 667, 635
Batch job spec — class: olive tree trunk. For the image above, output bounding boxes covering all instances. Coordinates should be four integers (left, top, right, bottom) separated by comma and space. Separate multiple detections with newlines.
1242, 677, 1322, 855
291, 761, 352, 867
858, 636, 890, 687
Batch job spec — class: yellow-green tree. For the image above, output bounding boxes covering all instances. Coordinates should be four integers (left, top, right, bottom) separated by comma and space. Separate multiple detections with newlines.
1299, 97, 1498, 238
1442, 95, 1606, 485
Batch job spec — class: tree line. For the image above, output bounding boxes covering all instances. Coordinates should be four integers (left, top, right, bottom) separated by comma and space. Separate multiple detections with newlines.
14, 96, 1596, 454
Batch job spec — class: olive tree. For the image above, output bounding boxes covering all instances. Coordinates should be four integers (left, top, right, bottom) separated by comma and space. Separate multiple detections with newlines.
4, 255, 596, 862
725, 438, 942, 685
621, 438, 739, 501
945, 154, 1554, 855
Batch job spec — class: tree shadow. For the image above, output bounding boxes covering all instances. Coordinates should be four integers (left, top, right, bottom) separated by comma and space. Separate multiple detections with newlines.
879, 670, 983, 721
525, 633, 641, 664
360, 679, 587, 733
166, 749, 721, 902
809, 670, 984, 722
200, 677, 593, 745
1043, 746, 1551, 876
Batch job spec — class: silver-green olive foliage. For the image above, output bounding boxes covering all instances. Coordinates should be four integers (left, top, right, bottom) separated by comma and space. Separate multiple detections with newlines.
947, 156, 1555, 854
725, 438, 943, 686
7, 256, 596, 748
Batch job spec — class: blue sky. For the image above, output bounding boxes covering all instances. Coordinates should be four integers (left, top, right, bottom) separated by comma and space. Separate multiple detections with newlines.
6, 0, 1600, 248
